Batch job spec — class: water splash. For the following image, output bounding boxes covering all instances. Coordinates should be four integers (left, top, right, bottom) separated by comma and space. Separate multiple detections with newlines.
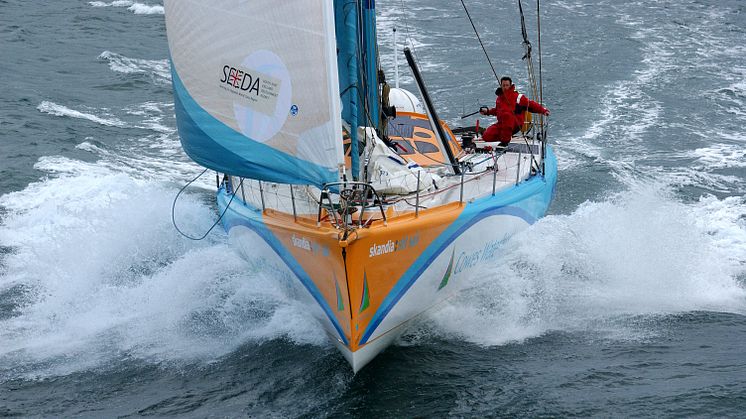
0, 168, 325, 381
421, 183, 746, 346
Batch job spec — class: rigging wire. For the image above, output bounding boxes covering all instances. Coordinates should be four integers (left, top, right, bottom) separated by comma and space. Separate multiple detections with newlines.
517, 0, 548, 172
398, 0, 423, 73
518, 0, 539, 100
349, 0, 462, 176
459, 0, 500, 82
171, 168, 241, 241
537, 0, 546, 142
517, 0, 548, 137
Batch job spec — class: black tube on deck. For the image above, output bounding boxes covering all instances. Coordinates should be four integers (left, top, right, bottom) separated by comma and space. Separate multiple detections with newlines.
403, 47, 460, 175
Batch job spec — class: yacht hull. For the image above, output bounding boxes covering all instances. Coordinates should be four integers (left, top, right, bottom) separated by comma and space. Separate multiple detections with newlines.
218, 148, 557, 372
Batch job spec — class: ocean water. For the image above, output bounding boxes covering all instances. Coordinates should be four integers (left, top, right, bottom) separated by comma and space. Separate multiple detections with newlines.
1, 0, 745, 416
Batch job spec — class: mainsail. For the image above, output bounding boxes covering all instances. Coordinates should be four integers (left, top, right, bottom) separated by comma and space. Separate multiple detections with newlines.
165, 0, 344, 186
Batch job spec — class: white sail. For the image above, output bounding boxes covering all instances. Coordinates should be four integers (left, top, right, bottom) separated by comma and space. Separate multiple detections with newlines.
165, 0, 344, 186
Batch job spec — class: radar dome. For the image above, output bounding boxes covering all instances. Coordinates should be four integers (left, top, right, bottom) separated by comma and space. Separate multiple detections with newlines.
388, 88, 425, 114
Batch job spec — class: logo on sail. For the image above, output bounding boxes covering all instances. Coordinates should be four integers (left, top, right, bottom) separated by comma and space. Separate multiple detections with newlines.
219, 64, 281, 116
224, 50, 292, 143
222, 66, 261, 94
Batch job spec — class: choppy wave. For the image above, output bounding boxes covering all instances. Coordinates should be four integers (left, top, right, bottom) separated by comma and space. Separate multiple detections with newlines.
555, 0, 746, 194
89, 0, 133, 6
553, 0, 590, 16
98, 51, 171, 84
37, 101, 127, 127
0, 165, 324, 381
37, 100, 174, 134
688, 143, 746, 170
35, 98, 208, 190
420, 183, 746, 346
3, 163, 744, 381
123, 101, 175, 133
5, 0, 746, 390
566, 24, 666, 160
89, 1, 164, 15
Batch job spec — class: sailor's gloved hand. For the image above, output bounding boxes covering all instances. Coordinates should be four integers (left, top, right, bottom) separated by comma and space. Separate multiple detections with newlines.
479, 106, 489, 115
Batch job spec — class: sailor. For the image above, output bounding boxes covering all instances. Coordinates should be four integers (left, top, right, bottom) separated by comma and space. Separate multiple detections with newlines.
479, 76, 550, 145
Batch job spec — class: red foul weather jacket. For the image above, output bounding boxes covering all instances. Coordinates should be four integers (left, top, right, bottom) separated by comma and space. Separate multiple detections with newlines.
483, 84, 547, 143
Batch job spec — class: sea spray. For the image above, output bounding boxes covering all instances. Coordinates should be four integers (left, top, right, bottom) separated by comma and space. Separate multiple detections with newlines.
419, 183, 746, 346
0, 170, 326, 381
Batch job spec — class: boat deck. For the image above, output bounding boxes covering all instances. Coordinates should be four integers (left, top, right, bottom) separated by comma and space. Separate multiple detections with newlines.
226, 133, 544, 225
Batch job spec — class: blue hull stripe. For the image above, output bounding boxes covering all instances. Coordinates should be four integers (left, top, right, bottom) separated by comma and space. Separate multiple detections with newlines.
218, 148, 557, 348
218, 193, 349, 346
359, 206, 533, 344
360, 150, 558, 343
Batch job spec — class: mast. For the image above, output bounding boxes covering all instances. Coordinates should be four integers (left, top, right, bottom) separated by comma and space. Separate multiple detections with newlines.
361, 0, 379, 131
335, 0, 362, 180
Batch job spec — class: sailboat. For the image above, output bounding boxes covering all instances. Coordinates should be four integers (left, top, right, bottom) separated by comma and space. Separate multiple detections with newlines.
164, 0, 556, 372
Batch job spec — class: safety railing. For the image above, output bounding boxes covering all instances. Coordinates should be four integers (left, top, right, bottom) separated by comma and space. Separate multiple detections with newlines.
220, 135, 542, 228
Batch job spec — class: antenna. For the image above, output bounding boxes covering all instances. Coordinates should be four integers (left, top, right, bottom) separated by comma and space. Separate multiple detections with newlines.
393, 27, 400, 88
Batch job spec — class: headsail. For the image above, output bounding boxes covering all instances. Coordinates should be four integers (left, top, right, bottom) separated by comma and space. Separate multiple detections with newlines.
165, 0, 344, 186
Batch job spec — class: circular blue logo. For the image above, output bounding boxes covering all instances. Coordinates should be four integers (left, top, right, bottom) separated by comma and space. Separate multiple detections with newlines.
290, 104, 299, 116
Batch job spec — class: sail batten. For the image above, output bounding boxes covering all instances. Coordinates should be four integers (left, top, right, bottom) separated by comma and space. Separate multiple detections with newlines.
165, 0, 344, 186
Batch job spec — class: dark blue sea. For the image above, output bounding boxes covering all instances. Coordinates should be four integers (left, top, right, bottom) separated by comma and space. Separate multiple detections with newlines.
2, 0, 746, 416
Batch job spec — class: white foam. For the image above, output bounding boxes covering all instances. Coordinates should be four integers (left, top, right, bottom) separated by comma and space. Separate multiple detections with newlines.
688, 143, 746, 170
555, 24, 669, 168
572, 28, 665, 150
75, 141, 102, 154
35, 100, 204, 193
128, 3, 163, 15
34, 145, 210, 192
0, 168, 326, 380
420, 183, 746, 346
89, 0, 133, 7
98, 51, 171, 84
37, 101, 127, 127
36, 99, 186, 183
125, 101, 175, 134
88, 1, 163, 15
561, 1, 746, 180
553, 0, 589, 16
375, 4, 433, 80
730, 77, 746, 95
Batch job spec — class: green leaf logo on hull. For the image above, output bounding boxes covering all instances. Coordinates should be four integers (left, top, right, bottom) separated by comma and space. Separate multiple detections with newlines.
360, 271, 370, 313
334, 274, 344, 312
438, 248, 456, 290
